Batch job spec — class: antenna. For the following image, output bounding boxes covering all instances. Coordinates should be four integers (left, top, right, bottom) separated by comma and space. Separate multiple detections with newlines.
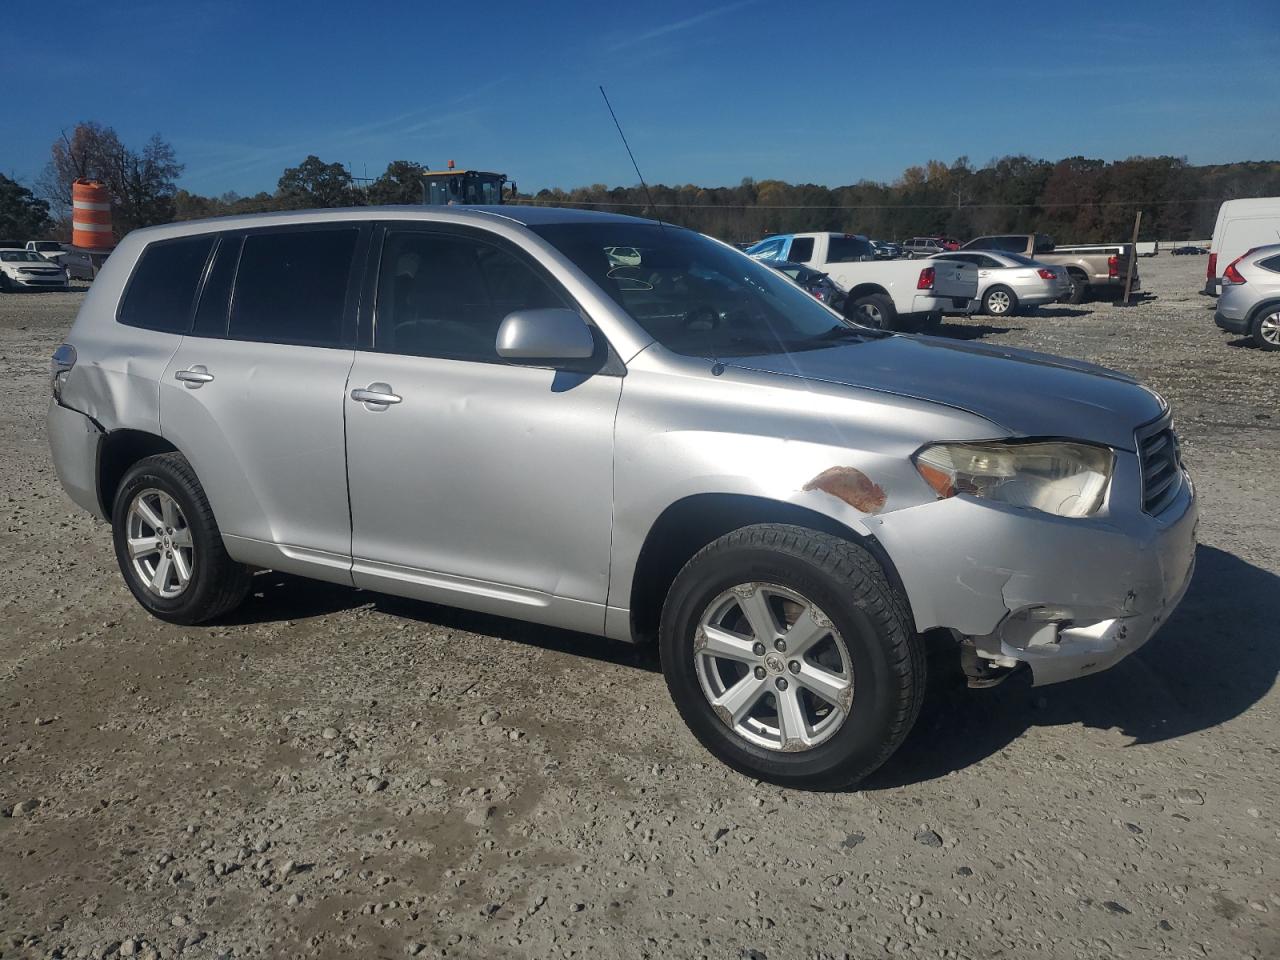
599, 86, 666, 232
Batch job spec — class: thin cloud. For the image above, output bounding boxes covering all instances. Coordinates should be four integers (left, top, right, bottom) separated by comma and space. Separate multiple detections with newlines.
607, 0, 759, 52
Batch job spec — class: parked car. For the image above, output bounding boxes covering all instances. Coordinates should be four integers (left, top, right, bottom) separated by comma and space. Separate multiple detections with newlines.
0, 248, 69, 291
1204, 197, 1280, 296
1214, 242, 1280, 350
931, 250, 1070, 316
870, 240, 901, 260
937, 237, 960, 251
963, 234, 1138, 304
900, 237, 948, 258
1172, 245, 1209, 256
762, 259, 846, 310
745, 232, 977, 330
46, 207, 1197, 790
26, 240, 95, 280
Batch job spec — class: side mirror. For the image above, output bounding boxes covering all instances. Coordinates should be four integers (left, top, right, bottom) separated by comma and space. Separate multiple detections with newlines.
496, 308, 596, 363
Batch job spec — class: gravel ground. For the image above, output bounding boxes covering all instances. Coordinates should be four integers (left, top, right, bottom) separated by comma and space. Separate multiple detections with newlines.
1, 257, 1276, 960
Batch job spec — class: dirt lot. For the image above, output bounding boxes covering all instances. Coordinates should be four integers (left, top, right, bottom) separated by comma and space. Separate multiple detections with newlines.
1, 256, 1276, 960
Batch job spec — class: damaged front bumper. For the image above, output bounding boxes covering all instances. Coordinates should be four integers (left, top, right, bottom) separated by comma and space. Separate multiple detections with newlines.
865, 459, 1197, 686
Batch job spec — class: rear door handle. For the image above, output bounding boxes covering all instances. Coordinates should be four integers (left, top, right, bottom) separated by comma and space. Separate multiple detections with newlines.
351, 383, 402, 408
175, 365, 214, 388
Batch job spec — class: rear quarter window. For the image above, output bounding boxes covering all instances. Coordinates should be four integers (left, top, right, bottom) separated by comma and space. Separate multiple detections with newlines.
1257, 254, 1280, 273
118, 235, 216, 333
826, 237, 872, 263
228, 228, 358, 347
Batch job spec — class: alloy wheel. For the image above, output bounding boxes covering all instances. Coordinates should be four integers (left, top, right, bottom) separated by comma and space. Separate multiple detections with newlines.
856, 303, 883, 328
986, 290, 1011, 315
126, 488, 195, 598
694, 582, 854, 752
1260, 310, 1280, 346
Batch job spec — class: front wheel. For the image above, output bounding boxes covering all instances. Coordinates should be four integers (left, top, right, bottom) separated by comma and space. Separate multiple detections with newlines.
111, 452, 252, 625
659, 524, 925, 790
1252, 306, 1280, 351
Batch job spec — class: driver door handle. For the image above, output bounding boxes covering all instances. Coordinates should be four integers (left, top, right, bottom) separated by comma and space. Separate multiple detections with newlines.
351, 383, 402, 407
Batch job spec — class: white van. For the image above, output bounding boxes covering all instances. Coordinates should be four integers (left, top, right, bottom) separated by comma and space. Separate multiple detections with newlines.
1205, 197, 1280, 295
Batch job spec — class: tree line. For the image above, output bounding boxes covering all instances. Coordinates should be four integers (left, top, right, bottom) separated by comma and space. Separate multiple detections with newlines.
5, 121, 1280, 245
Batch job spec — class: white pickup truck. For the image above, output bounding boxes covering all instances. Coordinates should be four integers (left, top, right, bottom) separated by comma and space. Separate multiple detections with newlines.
744, 232, 978, 330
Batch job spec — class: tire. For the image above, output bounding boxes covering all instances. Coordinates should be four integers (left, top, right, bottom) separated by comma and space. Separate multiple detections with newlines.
848, 292, 899, 331
111, 452, 252, 625
1066, 270, 1091, 305
983, 285, 1018, 317
0, 274, 11, 293
1251, 304, 1280, 351
659, 524, 925, 790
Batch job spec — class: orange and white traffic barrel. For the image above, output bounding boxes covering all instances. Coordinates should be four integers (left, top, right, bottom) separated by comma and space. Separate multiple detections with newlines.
71, 180, 115, 252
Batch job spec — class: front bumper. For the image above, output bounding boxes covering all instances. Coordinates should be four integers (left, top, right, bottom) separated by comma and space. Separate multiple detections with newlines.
866, 456, 1197, 686
8, 273, 69, 289
47, 399, 106, 519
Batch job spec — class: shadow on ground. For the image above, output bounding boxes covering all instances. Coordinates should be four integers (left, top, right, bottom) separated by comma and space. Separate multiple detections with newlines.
931, 322, 1021, 340
224, 545, 1275, 789
866, 544, 1279, 789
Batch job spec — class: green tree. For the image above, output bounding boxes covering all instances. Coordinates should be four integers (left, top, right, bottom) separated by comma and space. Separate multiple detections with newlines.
0, 174, 52, 238
277, 156, 359, 209
367, 160, 427, 205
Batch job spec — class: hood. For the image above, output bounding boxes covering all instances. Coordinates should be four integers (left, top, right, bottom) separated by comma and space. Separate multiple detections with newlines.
730, 335, 1165, 450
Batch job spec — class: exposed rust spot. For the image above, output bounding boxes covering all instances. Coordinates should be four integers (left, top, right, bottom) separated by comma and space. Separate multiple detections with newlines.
803, 466, 887, 514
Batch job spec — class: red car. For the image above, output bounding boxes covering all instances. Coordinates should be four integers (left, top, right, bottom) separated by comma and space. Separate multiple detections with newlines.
937, 236, 960, 251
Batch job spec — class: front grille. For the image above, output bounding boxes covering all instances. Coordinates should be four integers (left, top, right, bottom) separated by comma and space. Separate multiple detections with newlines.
1139, 426, 1184, 515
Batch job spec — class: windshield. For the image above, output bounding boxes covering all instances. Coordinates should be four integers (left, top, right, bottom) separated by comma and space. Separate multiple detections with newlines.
531, 223, 872, 358
0, 251, 43, 262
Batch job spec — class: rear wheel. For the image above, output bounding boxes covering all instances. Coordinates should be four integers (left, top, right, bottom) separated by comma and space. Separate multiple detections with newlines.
1252, 305, 1280, 351
111, 453, 252, 624
983, 285, 1018, 317
659, 524, 925, 790
849, 292, 899, 331
1066, 270, 1091, 305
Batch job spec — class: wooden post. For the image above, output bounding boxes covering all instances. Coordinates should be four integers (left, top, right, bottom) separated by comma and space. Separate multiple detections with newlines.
1122, 210, 1142, 306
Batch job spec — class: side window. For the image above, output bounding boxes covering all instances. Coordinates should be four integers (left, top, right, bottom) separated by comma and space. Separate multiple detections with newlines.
228, 229, 357, 347
118, 234, 216, 333
787, 237, 815, 262
994, 236, 1022, 253
965, 238, 989, 250
375, 231, 569, 363
747, 238, 784, 261
1257, 254, 1280, 273
191, 235, 242, 338
980, 255, 1003, 268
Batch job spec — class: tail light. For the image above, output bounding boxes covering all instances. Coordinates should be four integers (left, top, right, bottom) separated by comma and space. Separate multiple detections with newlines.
1036, 268, 1057, 280
917, 266, 935, 290
1207, 252, 1217, 280
1107, 255, 1119, 278
1223, 254, 1248, 285
50, 343, 76, 401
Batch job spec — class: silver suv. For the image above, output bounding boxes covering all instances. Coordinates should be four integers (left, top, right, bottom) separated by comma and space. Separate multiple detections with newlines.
47, 207, 1198, 789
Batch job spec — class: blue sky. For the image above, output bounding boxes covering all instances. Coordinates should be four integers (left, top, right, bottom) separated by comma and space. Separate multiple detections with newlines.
5, 0, 1278, 197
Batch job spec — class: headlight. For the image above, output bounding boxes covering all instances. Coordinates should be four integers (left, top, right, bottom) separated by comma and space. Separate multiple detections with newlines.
914, 440, 1114, 518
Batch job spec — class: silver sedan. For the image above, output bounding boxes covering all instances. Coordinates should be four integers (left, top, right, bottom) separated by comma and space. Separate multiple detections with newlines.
932, 251, 1070, 316
1214, 242, 1280, 351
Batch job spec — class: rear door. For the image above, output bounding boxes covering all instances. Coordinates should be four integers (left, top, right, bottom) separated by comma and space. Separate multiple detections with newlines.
343, 223, 622, 633
160, 224, 367, 580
